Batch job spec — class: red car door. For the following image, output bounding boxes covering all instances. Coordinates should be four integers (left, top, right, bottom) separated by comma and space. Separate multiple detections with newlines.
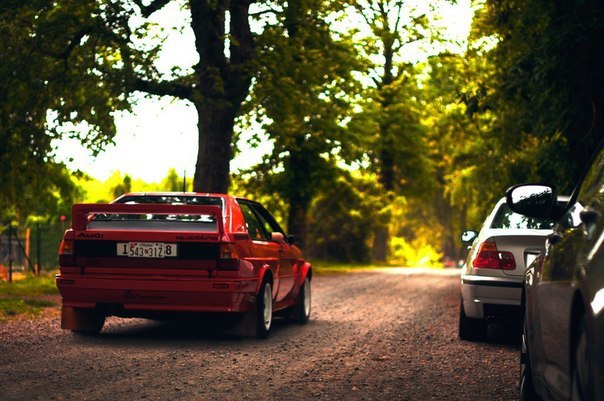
249, 203, 297, 302
238, 202, 281, 298
270, 233, 296, 302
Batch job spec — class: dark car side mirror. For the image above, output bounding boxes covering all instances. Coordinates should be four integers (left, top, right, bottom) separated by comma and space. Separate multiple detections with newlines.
461, 230, 478, 244
506, 184, 557, 219
271, 232, 296, 245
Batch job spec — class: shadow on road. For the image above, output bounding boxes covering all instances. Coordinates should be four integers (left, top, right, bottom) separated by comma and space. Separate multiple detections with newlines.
71, 315, 321, 346
484, 321, 521, 348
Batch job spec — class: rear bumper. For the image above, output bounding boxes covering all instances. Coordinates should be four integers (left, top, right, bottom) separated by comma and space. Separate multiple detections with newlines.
461, 275, 523, 319
56, 274, 259, 314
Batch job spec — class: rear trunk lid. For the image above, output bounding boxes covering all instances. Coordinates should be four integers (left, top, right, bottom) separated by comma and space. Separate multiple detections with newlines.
492, 229, 550, 277
65, 203, 224, 274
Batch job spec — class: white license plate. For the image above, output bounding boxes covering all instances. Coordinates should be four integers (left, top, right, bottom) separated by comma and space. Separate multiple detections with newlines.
117, 242, 177, 258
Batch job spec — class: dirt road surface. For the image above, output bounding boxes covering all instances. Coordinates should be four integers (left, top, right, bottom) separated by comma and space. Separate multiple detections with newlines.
0, 269, 519, 401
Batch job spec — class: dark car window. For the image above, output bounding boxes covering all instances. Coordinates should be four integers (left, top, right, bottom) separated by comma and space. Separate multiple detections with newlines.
239, 202, 270, 240
90, 195, 222, 227
490, 203, 555, 230
116, 195, 223, 207
577, 148, 604, 201
249, 203, 285, 235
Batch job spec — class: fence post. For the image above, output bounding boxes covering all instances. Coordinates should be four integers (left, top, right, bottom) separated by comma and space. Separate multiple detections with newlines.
8, 224, 12, 283
36, 222, 41, 275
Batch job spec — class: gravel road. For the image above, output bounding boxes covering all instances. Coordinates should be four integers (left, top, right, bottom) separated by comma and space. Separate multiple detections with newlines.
0, 268, 519, 401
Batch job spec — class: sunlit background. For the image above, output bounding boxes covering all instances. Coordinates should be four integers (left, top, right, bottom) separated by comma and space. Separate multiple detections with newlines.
53, 0, 473, 183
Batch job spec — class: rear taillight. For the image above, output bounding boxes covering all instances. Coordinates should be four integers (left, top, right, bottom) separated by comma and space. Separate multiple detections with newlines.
499, 252, 516, 269
472, 240, 516, 270
59, 239, 76, 267
218, 243, 239, 270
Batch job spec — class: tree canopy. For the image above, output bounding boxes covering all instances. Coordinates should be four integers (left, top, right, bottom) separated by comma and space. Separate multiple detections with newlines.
0, 0, 131, 221
2, 0, 603, 265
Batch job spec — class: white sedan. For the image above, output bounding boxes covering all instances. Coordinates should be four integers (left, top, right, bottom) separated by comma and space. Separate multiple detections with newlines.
458, 196, 566, 341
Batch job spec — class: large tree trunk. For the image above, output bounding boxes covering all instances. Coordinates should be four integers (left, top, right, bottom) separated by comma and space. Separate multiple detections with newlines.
188, 0, 254, 193
280, 0, 312, 250
371, 33, 396, 263
372, 97, 395, 263
372, 225, 389, 263
373, 132, 396, 263
433, 194, 459, 262
193, 104, 236, 193
283, 137, 315, 250
288, 198, 309, 251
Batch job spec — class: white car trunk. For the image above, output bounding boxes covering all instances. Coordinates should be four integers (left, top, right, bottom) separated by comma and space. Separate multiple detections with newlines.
491, 231, 550, 277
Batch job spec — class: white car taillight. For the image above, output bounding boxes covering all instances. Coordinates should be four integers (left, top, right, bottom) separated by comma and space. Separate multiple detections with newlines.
473, 240, 516, 270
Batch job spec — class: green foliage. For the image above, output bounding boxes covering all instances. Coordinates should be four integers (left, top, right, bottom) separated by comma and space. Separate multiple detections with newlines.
0, 273, 57, 319
4, 0, 601, 269
470, 0, 604, 191
421, 52, 497, 233
343, 0, 448, 261
389, 196, 444, 267
348, 0, 439, 192
414, 0, 604, 260
349, 68, 436, 196
112, 174, 132, 199
242, 0, 362, 245
0, 0, 135, 219
0, 298, 55, 320
390, 237, 442, 267
160, 168, 192, 192
0, 274, 58, 296
75, 169, 192, 203
306, 172, 383, 263
230, 174, 290, 230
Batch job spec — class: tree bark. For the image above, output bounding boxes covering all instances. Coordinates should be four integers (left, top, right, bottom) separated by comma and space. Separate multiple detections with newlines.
130, 0, 255, 194
188, 0, 254, 193
281, 0, 312, 250
288, 198, 309, 251
372, 225, 389, 263
283, 136, 315, 250
193, 103, 237, 193
372, 45, 395, 263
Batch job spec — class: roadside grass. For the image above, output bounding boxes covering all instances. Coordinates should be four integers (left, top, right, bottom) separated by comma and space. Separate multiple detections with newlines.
313, 261, 411, 275
0, 298, 56, 320
0, 273, 59, 320
312, 261, 450, 275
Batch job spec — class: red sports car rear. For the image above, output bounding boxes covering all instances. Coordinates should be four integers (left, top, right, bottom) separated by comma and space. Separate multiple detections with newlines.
56, 193, 312, 338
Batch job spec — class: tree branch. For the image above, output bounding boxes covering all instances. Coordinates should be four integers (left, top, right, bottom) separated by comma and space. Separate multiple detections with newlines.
352, 2, 374, 28
132, 77, 193, 100
43, 27, 93, 60
132, 0, 172, 18
249, 6, 281, 18
393, 1, 403, 33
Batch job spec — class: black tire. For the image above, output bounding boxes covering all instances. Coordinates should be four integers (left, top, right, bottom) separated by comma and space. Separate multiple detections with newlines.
571, 316, 594, 401
458, 300, 486, 341
255, 281, 273, 339
520, 314, 541, 401
292, 277, 311, 324
72, 311, 105, 336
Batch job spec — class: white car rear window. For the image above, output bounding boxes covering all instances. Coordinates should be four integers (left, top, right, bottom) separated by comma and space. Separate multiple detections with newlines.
490, 204, 554, 230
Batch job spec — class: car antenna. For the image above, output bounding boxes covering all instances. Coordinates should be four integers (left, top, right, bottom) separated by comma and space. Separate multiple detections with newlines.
182, 170, 186, 193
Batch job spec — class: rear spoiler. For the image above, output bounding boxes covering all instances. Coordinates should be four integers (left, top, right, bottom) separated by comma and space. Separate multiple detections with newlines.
71, 204, 224, 234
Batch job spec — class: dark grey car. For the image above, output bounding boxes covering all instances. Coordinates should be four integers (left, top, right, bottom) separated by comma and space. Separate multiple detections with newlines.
506, 143, 604, 401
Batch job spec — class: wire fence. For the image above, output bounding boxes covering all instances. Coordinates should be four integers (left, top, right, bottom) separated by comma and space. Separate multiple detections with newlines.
0, 222, 65, 282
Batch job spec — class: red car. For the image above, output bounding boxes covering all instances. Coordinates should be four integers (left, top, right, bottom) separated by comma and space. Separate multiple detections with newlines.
56, 193, 312, 338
